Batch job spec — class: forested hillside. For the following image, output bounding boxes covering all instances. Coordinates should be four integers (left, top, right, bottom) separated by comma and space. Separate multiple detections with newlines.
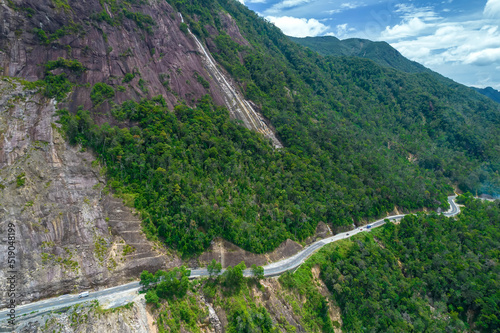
290, 35, 500, 106
2, 1, 500, 331
288, 35, 428, 74
277, 195, 500, 332
53, 0, 500, 256
2, 0, 500, 259
474, 86, 500, 104
136, 195, 499, 332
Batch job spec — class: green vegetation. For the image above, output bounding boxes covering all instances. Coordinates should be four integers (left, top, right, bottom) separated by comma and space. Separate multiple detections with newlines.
141, 264, 279, 333
377, 195, 500, 331
91, 1, 155, 34
250, 264, 264, 281
123, 73, 135, 83
45, 57, 86, 74
195, 72, 210, 89
122, 244, 135, 255
93, 236, 108, 264
6, 1, 35, 17
173, 0, 500, 197
288, 36, 429, 74
25, 0, 500, 260
20, 58, 83, 102
41, 251, 80, 273
16, 173, 26, 187
207, 259, 222, 278
43, 74, 73, 101
138, 78, 148, 93
123, 9, 155, 34
159, 73, 170, 88
179, 22, 188, 34
58, 94, 453, 256
90, 83, 115, 106
32, 24, 84, 45
52, 0, 71, 11
140, 267, 191, 304
279, 195, 499, 332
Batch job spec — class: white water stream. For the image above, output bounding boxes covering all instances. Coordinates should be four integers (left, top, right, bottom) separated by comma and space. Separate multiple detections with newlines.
179, 13, 282, 148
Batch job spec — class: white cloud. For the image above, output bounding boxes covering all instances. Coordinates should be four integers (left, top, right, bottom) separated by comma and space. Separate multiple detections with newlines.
266, 15, 329, 37
243, 0, 500, 89
267, 0, 313, 13
335, 23, 356, 38
340, 2, 363, 10
394, 4, 441, 21
484, 0, 500, 18
388, 20, 500, 69
381, 17, 429, 40
464, 48, 500, 66
237, 0, 267, 4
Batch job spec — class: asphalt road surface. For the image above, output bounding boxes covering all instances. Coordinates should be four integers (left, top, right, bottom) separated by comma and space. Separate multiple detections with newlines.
0, 196, 463, 323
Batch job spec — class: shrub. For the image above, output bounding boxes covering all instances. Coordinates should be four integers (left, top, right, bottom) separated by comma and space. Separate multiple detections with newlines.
16, 173, 26, 187
45, 57, 86, 74
90, 83, 115, 105
123, 73, 135, 83
44, 74, 72, 101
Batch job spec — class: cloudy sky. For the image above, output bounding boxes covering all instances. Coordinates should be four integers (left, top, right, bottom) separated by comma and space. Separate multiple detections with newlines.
237, 0, 500, 90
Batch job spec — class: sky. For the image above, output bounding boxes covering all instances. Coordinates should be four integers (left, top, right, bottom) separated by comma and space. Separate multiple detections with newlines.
237, 0, 500, 90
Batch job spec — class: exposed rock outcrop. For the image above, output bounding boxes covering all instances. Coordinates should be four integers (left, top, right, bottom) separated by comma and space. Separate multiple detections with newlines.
0, 0, 281, 146
0, 78, 179, 306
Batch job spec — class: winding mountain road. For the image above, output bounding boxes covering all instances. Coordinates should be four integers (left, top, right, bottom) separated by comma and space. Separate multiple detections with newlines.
0, 196, 462, 323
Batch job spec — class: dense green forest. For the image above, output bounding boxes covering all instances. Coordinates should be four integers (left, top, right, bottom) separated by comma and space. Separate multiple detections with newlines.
139, 264, 281, 333
58, 95, 450, 255
138, 196, 500, 332
170, 0, 500, 196
50, 0, 500, 256
288, 36, 429, 74
280, 195, 500, 332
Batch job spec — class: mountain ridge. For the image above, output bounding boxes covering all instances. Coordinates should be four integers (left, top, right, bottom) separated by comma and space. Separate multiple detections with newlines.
474, 86, 500, 104
288, 35, 429, 74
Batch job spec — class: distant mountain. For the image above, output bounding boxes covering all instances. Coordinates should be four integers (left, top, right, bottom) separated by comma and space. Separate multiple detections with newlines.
288, 36, 430, 74
288, 36, 500, 105
473, 86, 500, 104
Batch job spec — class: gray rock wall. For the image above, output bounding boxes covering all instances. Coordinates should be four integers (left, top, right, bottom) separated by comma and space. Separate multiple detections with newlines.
0, 79, 179, 306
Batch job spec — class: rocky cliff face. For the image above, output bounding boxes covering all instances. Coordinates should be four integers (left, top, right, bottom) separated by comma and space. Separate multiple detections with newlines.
0, 0, 280, 146
0, 78, 179, 306
0, 0, 283, 306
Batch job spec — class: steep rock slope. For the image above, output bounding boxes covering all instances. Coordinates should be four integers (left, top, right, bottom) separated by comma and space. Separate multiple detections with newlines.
0, 0, 279, 145
0, 78, 178, 305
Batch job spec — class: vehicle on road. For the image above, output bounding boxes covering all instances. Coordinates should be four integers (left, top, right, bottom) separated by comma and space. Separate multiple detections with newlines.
78, 291, 89, 298
367, 225, 372, 229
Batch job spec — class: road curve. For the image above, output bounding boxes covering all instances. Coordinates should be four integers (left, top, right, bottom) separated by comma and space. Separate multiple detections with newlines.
0, 196, 462, 323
